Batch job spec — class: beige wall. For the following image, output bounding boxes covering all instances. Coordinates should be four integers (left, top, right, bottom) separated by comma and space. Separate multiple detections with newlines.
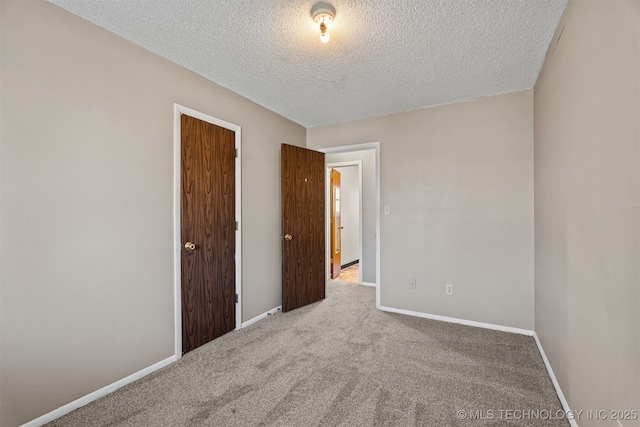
0, 1, 305, 425
534, 1, 639, 425
309, 90, 535, 330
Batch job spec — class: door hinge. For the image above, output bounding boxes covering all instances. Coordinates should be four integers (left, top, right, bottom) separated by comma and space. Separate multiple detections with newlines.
235, 149, 238, 158
235, 221, 238, 230
235, 294, 239, 303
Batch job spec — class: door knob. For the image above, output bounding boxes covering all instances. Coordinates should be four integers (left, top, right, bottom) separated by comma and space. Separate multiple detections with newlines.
184, 242, 196, 250
284, 234, 293, 241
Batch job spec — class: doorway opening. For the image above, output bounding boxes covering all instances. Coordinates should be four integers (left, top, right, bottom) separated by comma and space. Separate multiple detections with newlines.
320, 142, 381, 308
173, 104, 242, 358
327, 162, 362, 283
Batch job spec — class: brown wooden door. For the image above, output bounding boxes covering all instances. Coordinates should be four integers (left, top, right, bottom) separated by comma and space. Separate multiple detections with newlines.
330, 168, 342, 279
181, 114, 235, 354
281, 144, 325, 312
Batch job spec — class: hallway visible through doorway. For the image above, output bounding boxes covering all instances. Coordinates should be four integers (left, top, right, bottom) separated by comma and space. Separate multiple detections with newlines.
321, 142, 380, 295
335, 263, 359, 283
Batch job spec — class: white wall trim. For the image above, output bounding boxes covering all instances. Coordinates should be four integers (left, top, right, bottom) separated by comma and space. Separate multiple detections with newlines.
21, 356, 177, 427
241, 306, 282, 328
320, 142, 380, 154
378, 305, 535, 336
326, 160, 363, 284
533, 333, 579, 427
320, 142, 381, 309
173, 104, 243, 360
360, 282, 376, 287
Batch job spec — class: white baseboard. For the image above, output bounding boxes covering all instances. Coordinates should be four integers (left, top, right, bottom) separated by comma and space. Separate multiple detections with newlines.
533, 333, 579, 427
241, 305, 282, 328
360, 282, 377, 287
22, 355, 177, 427
378, 305, 535, 336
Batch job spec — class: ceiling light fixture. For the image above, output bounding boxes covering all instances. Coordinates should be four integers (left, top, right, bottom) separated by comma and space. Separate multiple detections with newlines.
311, 2, 336, 44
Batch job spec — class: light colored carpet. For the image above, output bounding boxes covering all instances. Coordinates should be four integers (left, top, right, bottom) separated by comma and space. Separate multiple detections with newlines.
47, 281, 568, 426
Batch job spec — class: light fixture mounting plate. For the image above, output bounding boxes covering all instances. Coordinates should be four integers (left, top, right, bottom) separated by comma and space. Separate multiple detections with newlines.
311, 2, 336, 23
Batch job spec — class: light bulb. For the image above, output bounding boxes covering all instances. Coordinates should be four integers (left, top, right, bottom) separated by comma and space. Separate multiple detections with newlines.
319, 20, 330, 43
311, 4, 335, 44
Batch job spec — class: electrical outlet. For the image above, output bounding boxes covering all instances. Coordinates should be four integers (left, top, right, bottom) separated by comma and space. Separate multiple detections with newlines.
383, 205, 391, 216
445, 284, 454, 295
409, 278, 416, 289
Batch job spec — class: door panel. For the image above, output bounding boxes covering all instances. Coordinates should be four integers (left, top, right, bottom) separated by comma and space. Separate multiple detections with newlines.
181, 114, 235, 354
330, 168, 342, 279
281, 144, 325, 312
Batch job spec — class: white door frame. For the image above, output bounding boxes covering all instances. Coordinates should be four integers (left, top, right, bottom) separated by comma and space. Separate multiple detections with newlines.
173, 104, 242, 359
320, 142, 381, 309
326, 161, 363, 284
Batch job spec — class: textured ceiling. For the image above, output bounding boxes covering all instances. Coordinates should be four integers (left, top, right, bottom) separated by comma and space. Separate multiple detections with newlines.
48, 0, 567, 127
